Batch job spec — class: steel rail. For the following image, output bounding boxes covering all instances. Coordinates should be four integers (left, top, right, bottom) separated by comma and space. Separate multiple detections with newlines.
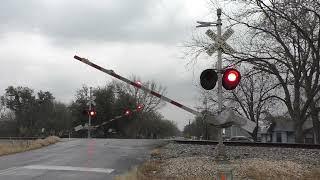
173, 140, 320, 149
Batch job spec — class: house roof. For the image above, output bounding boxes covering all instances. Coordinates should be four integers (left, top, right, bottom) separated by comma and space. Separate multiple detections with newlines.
303, 119, 313, 130
270, 117, 314, 132
258, 126, 269, 134
271, 117, 295, 132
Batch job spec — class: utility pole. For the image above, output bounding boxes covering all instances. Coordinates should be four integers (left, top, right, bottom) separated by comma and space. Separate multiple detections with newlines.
86, 87, 96, 139
88, 87, 92, 138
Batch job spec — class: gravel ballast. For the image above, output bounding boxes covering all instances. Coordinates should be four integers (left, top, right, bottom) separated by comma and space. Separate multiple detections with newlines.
148, 143, 320, 179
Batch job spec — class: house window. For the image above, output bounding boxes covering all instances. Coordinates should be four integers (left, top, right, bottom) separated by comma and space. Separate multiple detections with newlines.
276, 132, 282, 142
305, 138, 313, 144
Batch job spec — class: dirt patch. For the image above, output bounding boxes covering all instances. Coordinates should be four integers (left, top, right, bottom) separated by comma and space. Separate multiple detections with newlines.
0, 136, 60, 156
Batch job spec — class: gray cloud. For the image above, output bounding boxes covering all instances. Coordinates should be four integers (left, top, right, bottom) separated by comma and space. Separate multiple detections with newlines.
0, 0, 212, 130
0, 0, 190, 45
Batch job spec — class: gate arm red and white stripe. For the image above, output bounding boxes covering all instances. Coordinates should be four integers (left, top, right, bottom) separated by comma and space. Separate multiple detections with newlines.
74, 55, 201, 117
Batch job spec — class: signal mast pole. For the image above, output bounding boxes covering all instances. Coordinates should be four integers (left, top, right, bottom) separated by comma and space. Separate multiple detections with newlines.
197, 8, 226, 161
88, 87, 92, 139
216, 8, 227, 161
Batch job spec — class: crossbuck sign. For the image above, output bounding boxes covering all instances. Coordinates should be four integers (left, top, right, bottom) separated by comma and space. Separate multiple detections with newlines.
86, 96, 96, 106
206, 28, 235, 56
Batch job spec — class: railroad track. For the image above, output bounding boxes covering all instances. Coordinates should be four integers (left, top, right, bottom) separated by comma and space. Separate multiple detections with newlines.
173, 139, 320, 149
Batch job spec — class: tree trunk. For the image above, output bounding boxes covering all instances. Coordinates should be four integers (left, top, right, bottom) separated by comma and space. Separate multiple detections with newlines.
311, 113, 320, 144
310, 105, 320, 144
308, 102, 320, 144
251, 125, 258, 141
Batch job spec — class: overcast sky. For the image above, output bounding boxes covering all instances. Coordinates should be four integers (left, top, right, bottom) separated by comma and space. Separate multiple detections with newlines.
0, 0, 236, 130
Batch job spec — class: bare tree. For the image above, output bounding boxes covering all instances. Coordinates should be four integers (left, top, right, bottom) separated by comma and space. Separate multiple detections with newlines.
307, 92, 320, 143
210, 0, 320, 143
112, 76, 167, 113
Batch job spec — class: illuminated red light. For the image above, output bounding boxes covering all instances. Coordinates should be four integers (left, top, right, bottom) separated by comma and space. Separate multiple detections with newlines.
133, 81, 143, 88
124, 110, 131, 116
222, 68, 241, 90
227, 72, 237, 82
137, 104, 144, 111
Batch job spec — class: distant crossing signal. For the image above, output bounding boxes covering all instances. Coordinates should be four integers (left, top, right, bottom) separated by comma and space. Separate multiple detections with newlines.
89, 109, 97, 117
83, 109, 97, 117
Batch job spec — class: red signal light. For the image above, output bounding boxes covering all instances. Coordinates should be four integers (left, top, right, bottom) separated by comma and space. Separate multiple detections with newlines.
222, 68, 241, 90
227, 72, 237, 82
136, 81, 142, 86
134, 81, 142, 88
137, 104, 144, 111
89, 109, 96, 117
124, 109, 131, 116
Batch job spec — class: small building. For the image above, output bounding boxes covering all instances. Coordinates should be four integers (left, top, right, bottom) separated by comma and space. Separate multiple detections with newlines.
260, 117, 315, 144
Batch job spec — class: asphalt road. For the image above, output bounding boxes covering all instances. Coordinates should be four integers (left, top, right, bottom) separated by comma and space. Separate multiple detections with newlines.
0, 138, 164, 180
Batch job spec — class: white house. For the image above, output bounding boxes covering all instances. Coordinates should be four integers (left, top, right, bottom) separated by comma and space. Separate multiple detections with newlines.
259, 118, 315, 144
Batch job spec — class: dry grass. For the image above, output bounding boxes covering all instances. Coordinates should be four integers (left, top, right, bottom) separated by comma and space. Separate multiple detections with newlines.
114, 167, 138, 180
150, 148, 161, 158
137, 160, 165, 180
114, 160, 166, 180
0, 136, 60, 156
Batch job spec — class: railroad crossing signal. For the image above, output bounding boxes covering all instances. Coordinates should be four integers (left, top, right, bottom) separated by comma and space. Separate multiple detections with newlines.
200, 68, 241, 90
73, 55, 255, 133
205, 28, 235, 56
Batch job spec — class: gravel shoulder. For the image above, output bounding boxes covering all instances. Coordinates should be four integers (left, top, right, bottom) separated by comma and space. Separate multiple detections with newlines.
140, 142, 320, 179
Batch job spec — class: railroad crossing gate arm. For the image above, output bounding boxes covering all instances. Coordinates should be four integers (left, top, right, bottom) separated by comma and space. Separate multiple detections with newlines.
74, 55, 201, 117
206, 109, 256, 133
